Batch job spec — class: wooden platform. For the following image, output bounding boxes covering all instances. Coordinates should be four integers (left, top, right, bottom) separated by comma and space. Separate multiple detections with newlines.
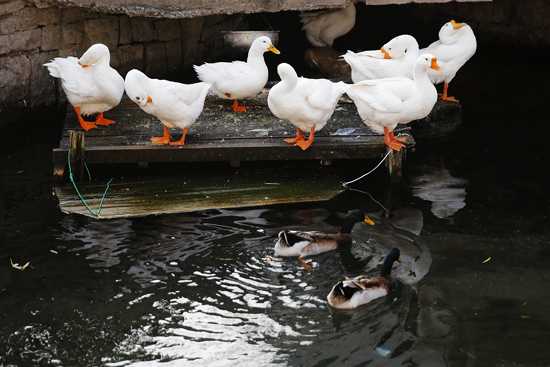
52, 89, 460, 175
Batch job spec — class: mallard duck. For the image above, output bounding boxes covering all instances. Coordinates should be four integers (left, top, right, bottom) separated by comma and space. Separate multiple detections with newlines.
342, 34, 419, 82
300, 2, 357, 48
44, 43, 124, 131
273, 210, 371, 270
194, 36, 280, 113
327, 248, 400, 309
124, 69, 211, 146
268, 63, 348, 151
421, 20, 477, 103
345, 54, 439, 151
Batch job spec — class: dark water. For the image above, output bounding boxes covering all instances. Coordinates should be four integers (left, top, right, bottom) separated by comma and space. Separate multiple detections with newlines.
1, 51, 550, 367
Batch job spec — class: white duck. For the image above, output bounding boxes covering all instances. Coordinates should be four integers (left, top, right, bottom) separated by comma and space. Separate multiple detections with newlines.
346, 54, 440, 151
44, 43, 124, 131
194, 36, 280, 113
342, 34, 420, 83
300, 2, 357, 48
421, 20, 477, 103
124, 69, 211, 146
268, 63, 348, 151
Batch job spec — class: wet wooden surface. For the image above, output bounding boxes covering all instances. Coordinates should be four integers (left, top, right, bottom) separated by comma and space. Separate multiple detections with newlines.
55, 172, 343, 219
52, 89, 460, 169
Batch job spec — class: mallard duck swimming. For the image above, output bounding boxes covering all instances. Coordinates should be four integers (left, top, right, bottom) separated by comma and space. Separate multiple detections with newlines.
342, 35, 420, 82
124, 69, 211, 146
274, 210, 371, 270
194, 36, 280, 113
300, 2, 357, 48
44, 43, 124, 131
345, 54, 439, 151
327, 248, 400, 309
421, 20, 477, 103
268, 63, 348, 150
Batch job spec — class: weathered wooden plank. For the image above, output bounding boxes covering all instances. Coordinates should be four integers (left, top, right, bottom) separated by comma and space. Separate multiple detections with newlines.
55, 173, 343, 219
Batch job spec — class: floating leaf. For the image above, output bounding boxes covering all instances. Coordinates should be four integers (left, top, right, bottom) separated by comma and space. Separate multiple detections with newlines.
10, 258, 30, 271
482, 256, 492, 264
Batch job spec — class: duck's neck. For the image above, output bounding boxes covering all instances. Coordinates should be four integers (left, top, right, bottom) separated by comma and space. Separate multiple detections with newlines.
413, 64, 432, 86
247, 48, 266, 65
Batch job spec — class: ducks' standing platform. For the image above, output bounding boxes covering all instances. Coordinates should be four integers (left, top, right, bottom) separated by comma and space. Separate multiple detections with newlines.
52, 90, 461, 179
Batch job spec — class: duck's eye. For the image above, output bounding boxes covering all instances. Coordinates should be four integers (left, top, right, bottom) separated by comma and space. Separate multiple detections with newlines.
136, 96, 140, 100
404, 49, 407, 53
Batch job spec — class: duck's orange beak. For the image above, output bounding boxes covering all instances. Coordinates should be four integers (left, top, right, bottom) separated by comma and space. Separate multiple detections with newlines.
431, 58, 440, 71
79, 62, 90, 68
450, 20, 464, 30
268, 45, 281, 55
363, 215, 375, 226
380, 48, 392, 59
147, 96, 153, 104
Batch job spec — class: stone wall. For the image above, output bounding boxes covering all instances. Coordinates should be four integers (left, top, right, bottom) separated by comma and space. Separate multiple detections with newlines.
0, 0, 240, 112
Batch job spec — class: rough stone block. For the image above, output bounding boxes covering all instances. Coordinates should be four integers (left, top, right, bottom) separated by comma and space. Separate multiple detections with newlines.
119, 16, 132, 45
0, 54, 31, 105
29, 50, 58, 107
155, 19, 180, 41
165, 39, 181, 73
145, 42, 167, 76
130, 18, 155, 43
0, 0, 25, 16
61, 7, 96, 24
118, 44, 144, 73
180, 17, 204, 66
0, 28, 41, 55
0, 7, 60, 35
62, 22, 84, 47
41, 24, 61, 51
84, 16, 119, 49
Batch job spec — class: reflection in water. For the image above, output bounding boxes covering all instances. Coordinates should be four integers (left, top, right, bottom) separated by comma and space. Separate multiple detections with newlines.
411, 167, 467, 219
20, 207, 444, 366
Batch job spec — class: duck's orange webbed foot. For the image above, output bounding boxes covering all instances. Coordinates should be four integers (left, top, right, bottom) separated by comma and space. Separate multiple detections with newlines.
439, 82, 460, 103
295, 127, 315, 151
151, 126, 171, 145
298, 256, 313, 272
383, 127, 406, 152
169, 128, 189, 146
95, 113, 116, 126
231, 99, 247, 113
284, 129, 305, 144
74, 107, 97, 131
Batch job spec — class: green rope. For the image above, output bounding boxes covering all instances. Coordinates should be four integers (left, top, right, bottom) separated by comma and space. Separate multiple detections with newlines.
67, 150, 112, 218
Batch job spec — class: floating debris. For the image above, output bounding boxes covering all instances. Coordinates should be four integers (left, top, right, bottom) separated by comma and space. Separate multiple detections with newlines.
10, 258, 30, 271
482, 256, 492, 264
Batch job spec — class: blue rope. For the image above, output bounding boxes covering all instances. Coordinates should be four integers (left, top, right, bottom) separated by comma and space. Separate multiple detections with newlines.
67, 150, 112, 218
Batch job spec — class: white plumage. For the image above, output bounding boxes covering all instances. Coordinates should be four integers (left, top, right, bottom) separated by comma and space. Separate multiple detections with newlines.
125, 69, 211, 146
194, 36, 279, 113
346, 54, 439, 151
300, 2, 357, 48
268, 63, 348, 150
342, 34, 420, 82
421, 20, 477, 102
44, 44, 124, 131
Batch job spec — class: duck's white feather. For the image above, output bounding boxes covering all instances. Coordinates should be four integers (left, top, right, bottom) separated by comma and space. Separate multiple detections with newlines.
421, 22, 477, 85
300, 3, 356, 47
268, 63, 348, 133
342, 35, 420, 83
125, 69, 210, 130
44, 44, 124, 116
346, 54, 438, 134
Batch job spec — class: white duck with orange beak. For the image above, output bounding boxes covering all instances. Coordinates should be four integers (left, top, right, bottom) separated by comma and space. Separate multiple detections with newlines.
268, 63, 348, 151
342, 35, 420, 82
44, 44, 124, 131
125, 69, 211, 146
346, 54, 440, 151
194, 36, 280, 113
421, 20, 477, 103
